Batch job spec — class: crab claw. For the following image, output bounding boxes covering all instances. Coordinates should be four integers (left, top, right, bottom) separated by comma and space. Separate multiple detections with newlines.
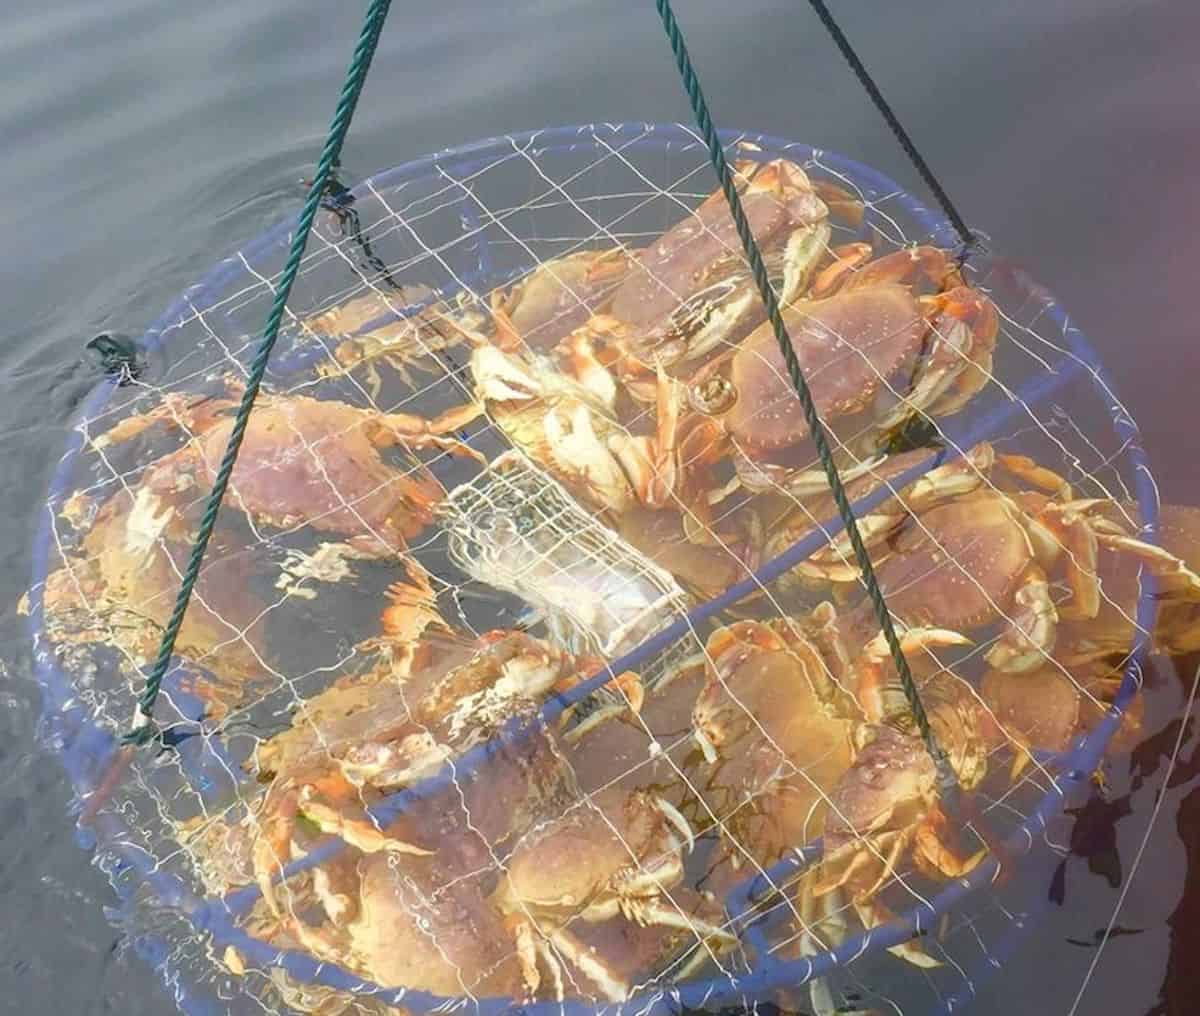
654, 794, 696, 854
545, 401, 635, 514
557, 668, 646, 743
810, 241, 874, 298
693, 725, 720, 765
612, 670, 646, 715
607, 363, 681, 510
472, 344, 544, 402
982, 566, 1058, 671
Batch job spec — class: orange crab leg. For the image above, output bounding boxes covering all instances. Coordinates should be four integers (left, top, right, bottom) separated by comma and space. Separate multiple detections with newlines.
489, 305, 528, 354
995, 453, 1074, 500
253, 784, 300, 917
91, 390, 236, 451
607, 365, 682, 510
859, 827, 914, 901
913, 814, 988, 881
554, 669, 645, 717
810, 242, 874, 298
811, 179, 866, 228
810, 835, 885, 899
296, 786, 433, 858
839, 245, 958, 293
373, 402, 488, 462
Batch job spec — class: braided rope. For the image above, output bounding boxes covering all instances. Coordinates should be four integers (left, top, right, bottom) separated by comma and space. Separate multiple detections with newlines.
806, 0, 979, 259
122, 0, 394, 747
654, 0, 960, 802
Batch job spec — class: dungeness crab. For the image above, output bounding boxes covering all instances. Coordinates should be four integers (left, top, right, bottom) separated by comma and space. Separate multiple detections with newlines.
240, 628, 728, 1003
680, 245, 998, 501
91, 378, 485, 557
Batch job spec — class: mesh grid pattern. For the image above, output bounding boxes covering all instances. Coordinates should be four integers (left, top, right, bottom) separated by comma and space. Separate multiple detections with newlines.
25, 124, 1188, 1016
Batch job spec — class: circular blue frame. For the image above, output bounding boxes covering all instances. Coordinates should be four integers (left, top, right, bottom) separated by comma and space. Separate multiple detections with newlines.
27, 122, 1160, 1015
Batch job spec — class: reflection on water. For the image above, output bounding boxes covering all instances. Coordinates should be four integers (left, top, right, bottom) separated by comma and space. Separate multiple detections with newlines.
4, 0, 1200, 1013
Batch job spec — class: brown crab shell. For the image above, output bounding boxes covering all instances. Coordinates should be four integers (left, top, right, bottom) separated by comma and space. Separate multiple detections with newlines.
692, 622, 855, 862
143, 395, 444, 551
498, 786, 671, 925
820, 722, 938, 856
853, 491, 1035, 633
725, 283, 925, 453
614, 504, 754, 602
501, 248, 634, 353
41, 488, 271, 699
979, 664, 1144, 757
348, 850, 525, 998
609, 160, 827, 345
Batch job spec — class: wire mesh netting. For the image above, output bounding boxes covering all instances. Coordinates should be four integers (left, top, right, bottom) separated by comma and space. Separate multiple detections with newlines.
25, 123, 1200, 1015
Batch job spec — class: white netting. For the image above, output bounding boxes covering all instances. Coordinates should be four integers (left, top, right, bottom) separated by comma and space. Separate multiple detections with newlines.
27, 125, 1200, 1015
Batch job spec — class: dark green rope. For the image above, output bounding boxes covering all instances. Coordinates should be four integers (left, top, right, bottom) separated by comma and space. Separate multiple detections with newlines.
653, 0, 959, 803
121, 0, 393, 747
804, 0, 978, 261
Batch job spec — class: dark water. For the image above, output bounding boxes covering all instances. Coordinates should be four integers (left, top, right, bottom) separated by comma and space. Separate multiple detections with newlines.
3, 1, 1200, 1012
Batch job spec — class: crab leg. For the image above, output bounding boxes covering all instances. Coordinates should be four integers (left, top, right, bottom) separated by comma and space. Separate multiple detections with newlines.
509, 915, 547, 1000
984, 565, 1059, 672
809, 242, 874, 298
1097, 531, 1200, 599
547, 925, 629, 1002
913, 818, 988, 881
608, 364, 681, 510
615, 898, 738, 950
295, 785, 432, 857
810, 838, 883, 899
1039, 502, 1103, 621
854, 628, 972, 723
995, 453, 1074, 500
91, 389, 237, 450
543, 401, 636, 514
795, 878, 857, 1016
738, 451, 888, 499
792, 513, 912, 583
811, 179, 866, 228
859, 827, 915, 902
876, 288, 998, 431
253, 785, 300, 917
373, 402, 488, 462
852, 896, 942, 969
558, 669, 645, 743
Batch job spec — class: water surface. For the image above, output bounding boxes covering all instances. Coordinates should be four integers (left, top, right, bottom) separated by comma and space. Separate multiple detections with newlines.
3, 2, 1199, 1013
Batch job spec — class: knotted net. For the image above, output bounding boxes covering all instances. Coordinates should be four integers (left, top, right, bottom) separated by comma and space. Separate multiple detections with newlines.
27, 124, 1198, 1015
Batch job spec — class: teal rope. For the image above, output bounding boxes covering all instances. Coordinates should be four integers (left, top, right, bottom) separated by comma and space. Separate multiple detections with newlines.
804, 0, 977, 259
653, 0, 959, 802
121, 0, 393, 747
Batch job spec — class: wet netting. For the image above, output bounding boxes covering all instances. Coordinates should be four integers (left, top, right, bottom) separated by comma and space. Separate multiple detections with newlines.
26, 124, 1200, 1015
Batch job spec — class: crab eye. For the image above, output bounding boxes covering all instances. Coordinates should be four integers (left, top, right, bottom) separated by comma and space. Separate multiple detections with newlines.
688, 376, 738, 416
515, 513, 535, 535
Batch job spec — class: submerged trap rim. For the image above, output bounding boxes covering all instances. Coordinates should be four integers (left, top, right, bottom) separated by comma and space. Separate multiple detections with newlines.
27, 122, 1160, 1014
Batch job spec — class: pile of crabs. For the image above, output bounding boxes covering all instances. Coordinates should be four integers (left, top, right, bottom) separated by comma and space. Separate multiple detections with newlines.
35, 157, 1200, 1011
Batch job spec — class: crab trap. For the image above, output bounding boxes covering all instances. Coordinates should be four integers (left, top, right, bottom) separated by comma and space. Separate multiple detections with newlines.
26, 123, 1196, 1016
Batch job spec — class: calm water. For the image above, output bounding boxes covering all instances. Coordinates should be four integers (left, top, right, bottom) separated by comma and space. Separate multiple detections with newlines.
3, 1, 1200, 1013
